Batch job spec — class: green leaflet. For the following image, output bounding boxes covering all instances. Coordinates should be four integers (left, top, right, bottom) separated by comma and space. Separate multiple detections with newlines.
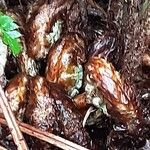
2, 31, 22, 56
0, 12, 22, 56
6, 30, 22, 39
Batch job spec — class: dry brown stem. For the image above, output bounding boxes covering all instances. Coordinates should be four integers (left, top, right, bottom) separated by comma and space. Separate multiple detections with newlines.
0, 85, 28, 150
0, 116, 89, 150
0, 145, 7, 150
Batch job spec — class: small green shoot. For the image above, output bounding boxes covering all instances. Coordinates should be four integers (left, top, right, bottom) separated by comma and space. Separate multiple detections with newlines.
0, 12, 22, 56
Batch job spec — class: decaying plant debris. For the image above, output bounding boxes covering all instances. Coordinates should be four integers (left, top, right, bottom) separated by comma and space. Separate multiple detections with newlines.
0, 0, 149, 149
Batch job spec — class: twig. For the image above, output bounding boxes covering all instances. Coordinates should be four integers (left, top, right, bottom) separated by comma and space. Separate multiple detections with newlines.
0, 116, 89, 150
0, 145, 7, 150
0, 85, 28, 150
82, 106, 95, 127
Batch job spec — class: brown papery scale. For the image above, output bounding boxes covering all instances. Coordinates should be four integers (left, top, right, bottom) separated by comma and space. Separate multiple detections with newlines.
86, 18, 124, 71
4, 74, 28, 121
85, 57, 142, 133
26, 0, 74, 59
17, 52, 38, 77
46, 33, 85, 97
25, 76, 99, 149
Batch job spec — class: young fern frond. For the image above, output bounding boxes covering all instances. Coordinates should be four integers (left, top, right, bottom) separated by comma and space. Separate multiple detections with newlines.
0, 12, 22, 56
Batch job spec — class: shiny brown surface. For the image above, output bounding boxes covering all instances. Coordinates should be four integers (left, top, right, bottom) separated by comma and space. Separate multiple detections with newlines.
85, 57, 140, 132
17, 52, 38, 77
87, 25, 124, 70
46, 33, 85, 96
0, 0, 149, 149
25, 76, 98, 149
26, 0, 74, 59
74, 92, 90, 109
5, 74, 28, 120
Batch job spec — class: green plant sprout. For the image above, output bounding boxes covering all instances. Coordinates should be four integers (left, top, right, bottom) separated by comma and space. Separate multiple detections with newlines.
0, 12, 22, 56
